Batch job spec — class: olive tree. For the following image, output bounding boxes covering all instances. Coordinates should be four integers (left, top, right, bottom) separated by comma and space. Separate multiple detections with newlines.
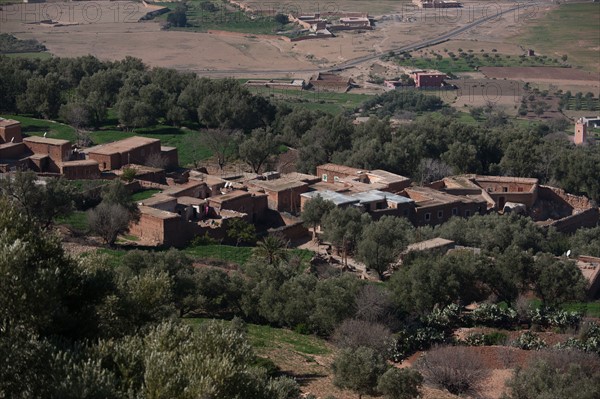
301, 195, 334, 240
332, 346, 388, 399
356, 216, 412, 276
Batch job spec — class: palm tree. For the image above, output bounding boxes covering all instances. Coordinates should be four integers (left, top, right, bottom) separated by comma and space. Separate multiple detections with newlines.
252, 235, 289, 265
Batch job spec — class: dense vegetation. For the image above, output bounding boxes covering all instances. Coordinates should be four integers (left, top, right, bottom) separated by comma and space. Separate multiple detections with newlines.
1, 55, 599, 200
0, 33, 46, 54
2, 173, 600, 396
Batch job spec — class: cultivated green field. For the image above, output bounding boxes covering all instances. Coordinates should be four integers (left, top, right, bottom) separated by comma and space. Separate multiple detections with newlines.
56, 211, 89, 232
95, 245, 314, 267
187, 318, 331, 356
5, 115, 77, 141
513, 3, 600, 72
247, 86, 373, 114
131, 189, 163, 202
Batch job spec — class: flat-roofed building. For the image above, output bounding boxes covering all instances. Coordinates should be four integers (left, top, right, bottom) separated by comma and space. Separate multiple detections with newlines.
86, 136, 163, 171
60, 160, 100, 180
365, 170, 412, 192
248, 172, 321, 213
351, 190, 416, 218
339, 16, 371, 28
162, 180, 209, 199
23, 136, 71, 163
308, 73, 354, 92
300, 189, 360, 211
317, 163, 367, 184
403, 186, 486, 226
251, 179, 309, 213
473, 175, 538, 209
0, 118, 22, 144
316, 164, 411, 193
413, 71, 447, 88
208, 190, 268, 223
128, 205, 184, 247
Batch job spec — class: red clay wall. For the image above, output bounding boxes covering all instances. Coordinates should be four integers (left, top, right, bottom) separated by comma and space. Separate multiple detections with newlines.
269, 186, 308, 213
161, 148, 179, 169
316, 166, 359, 183
268, 221, 309, 241
89, 153, 120, 171
123, 142, 162, 166
61, 163, 100, 179
415, 74, 445, 87
0, 124, 22, 144
24, 141, 70, 162
0, 142, 27, 159
412, 201, 486, 226
548, 208, 600, 233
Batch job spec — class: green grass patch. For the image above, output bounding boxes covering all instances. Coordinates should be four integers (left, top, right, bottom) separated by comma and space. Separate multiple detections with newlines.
89, 124, 212, 167
56, 211, 89, 232
95, 248, 127, 267
95, 245, 313, 267
131, 189, 162, 202
247, 323, 330, 355
186, 318, 330, 356
561, 301, 600, 318
528, 299, 600, 318
184, 244, 254, 264
3, 114, 76, 141
514, 3, 600, 71
249, 87, 374, 114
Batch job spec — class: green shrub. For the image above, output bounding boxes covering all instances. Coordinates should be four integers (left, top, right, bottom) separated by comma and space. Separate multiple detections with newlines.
464, 332, 508, 346
530, 307, 582, 330
512, 332, 547, 350
469, 303, 517, 328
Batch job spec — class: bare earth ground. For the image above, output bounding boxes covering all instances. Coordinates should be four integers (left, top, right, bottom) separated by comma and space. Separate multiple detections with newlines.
480, 66, 600, 98
3, 0, 593, 112
480, 66, 600, 83
0, 1, 533, 74
452, 78, 523, 113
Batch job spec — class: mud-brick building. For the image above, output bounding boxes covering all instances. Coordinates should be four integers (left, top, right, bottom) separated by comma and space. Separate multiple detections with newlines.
60, 160, 100, 179
23, 136, 71, 163
316, 164, 411, 193
430, 175, 539, 211
0, 118, 22, 143
208, 190, 268, 223
248, 172, 321, 213
412, 71, 447, 88
308, 73, 355, 92
402, 186, 486, 226
86, 136, 178, 171
472, 176, 539, 210
129, 205, 185, 247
